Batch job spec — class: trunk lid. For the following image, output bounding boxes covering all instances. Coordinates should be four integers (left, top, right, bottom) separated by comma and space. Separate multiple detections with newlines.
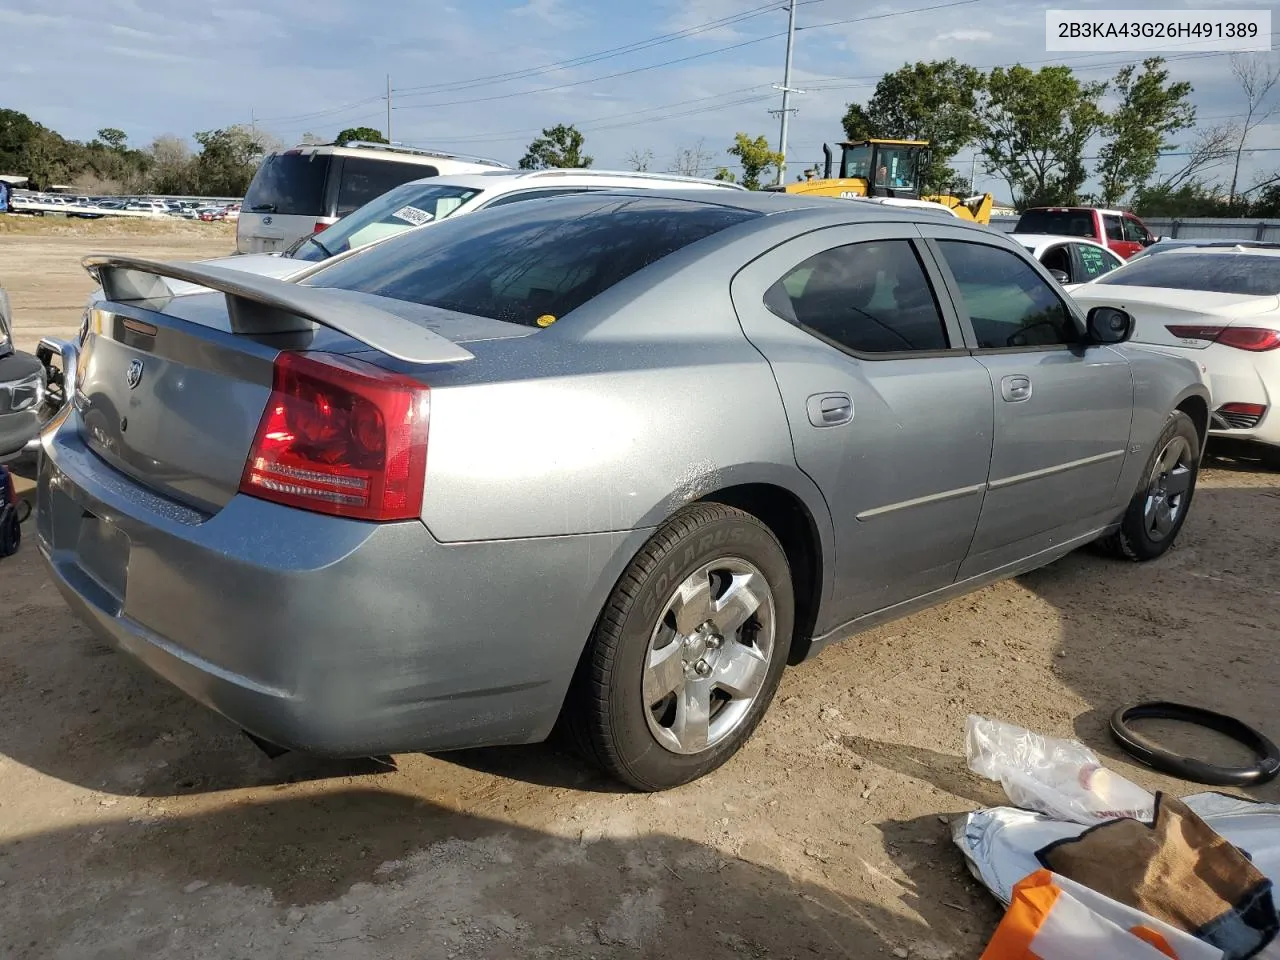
74, 257, 509, 514
1073, 285, 1280, 350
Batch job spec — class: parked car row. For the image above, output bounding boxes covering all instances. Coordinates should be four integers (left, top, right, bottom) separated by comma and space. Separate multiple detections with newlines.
8, 192, 239, 221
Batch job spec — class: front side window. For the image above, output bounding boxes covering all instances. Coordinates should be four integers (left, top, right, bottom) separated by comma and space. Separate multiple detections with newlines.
307, 195, 758, 328
935, 240, 1079, 349
841, 143, 872, 180
1122, 216, 1150, 244
763, 239, 951, 354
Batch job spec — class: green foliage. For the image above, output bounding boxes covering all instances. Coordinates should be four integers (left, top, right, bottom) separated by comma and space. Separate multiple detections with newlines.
1095, 58, 1194, 206
714, 167, 737, 183
190, 125, 270, 196
95, 128, 128, 151
0, 108, 42, 174
519, 124, 592, 170
840, 59, 984, 192
335, 126, 387, 145
978, 65, 1106, 207
726, 132, 783, 190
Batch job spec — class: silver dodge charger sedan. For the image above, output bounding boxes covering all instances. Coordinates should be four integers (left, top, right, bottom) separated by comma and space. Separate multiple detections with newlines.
36, 191, 1209, 790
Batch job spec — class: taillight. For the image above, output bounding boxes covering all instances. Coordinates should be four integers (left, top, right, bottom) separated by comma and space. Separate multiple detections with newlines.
1166, 324, 1280, 351
314, 221, 329, 233
239, 351, 429, 521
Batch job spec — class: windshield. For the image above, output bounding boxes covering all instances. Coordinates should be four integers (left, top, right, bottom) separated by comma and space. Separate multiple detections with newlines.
305, 194, 759, 327
1015, 209, 1095, 237
872, 145, 922, 191
1096, 252, 1280, 296
287, 181, 482, 262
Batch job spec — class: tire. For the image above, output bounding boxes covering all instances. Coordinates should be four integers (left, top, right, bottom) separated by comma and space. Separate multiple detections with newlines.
567, 503, 794, 791
1099, 410, 1200, 562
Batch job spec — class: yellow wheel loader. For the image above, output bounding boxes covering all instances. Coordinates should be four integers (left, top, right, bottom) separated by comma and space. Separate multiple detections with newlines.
778, 139, 993, 224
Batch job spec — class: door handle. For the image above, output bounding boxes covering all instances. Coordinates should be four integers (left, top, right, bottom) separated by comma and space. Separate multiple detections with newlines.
1000, 375, 1032, 403
807, 392, 853, 427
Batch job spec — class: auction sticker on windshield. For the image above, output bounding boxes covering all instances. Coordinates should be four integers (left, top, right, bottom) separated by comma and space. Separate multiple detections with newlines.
1046, 9, 1270, 51
392, 206, 434, 226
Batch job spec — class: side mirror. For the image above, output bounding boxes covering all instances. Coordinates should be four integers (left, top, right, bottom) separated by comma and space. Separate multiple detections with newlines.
1048, 268, 1070, 283
1086, 305, 1134, 344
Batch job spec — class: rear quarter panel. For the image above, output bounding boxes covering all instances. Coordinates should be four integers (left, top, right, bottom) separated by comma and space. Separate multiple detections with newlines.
412, 215, 837, 551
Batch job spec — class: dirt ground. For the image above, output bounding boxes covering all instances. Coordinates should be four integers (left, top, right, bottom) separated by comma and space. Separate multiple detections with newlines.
2, 219, 1279, 960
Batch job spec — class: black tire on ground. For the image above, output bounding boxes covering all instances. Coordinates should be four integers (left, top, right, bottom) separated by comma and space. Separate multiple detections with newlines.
566, 503, 794, 792
1099, 410, 1200, 562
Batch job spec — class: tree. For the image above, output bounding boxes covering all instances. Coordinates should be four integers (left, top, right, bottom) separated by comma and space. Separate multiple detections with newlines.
148, 135, 195, 194
335, 126, 387, 145
96, 128, 128, 151
840, 59, 984, 192
669, 140, 714, 177
1144, 122, 1239, 194
626, 148, 653, 171
191, 124, 269, 196
519, 124, 592, 169
977, 65, 1107, 208
1094, 58, 1194, 205
726, 133, 783, 190
1227, 53, 1280, 202
19, 129, 73, 190
0, 108, 42, 173
714, 167, 737, 183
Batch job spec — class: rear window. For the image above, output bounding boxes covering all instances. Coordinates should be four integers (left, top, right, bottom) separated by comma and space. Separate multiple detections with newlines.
336, 158, 437, 217
244, 153, 332, 216
307, 195, 759, 327
1015, 209, 1096, 238
1096, 252, 1280, 296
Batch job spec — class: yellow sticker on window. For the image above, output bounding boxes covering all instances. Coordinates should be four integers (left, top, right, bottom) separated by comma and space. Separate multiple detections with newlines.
536, 314, 557, 327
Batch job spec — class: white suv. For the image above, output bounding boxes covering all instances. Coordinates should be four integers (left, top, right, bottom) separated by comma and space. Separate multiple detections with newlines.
210, 168, 749, 281
237, 141, 510, 254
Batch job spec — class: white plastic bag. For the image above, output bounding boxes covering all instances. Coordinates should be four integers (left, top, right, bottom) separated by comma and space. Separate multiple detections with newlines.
965, 715, 1155, 826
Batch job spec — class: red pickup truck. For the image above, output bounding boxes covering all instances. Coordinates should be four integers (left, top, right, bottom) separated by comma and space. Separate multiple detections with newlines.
1013, 206, 1159, 260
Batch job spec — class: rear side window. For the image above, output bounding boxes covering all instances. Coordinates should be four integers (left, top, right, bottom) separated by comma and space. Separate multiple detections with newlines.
1014, 209, 1095, 238
763, 240, 952, 354
1075, 243, 1120, 280
244, 153, 332, 216
1103, 214, 1123, 241
308, 195, 758, 327
336, 158, 437, 216
1096, 253, 1280, 296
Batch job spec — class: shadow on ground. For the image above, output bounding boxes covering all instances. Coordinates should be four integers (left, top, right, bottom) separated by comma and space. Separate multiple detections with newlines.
0, 788, 969, 960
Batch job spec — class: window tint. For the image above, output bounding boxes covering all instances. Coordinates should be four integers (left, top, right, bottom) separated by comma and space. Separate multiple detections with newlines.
307, 195, 758, 327
763, 240, 950, 354
1103, 214, 1123, 241
1095, 252, 1280, 296
1013, 209, 1095, 238
1074, 242, 1120, 280
243, 153, 332, 216
336, 158, 437, 216
936, 240, 1079, 349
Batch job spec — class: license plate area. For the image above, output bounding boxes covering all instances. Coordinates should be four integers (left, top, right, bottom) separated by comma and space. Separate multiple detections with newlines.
75, 510, 131, 602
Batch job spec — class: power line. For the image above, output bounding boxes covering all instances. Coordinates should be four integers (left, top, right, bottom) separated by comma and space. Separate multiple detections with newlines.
391, 0, 984, 111
392, 1, 786, 96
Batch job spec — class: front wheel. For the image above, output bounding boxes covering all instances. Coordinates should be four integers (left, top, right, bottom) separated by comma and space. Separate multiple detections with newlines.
1099, 410, 1200, 561
567, 503, 794, 791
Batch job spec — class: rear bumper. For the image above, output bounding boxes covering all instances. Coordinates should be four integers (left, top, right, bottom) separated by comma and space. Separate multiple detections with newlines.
36, 417, 648, 756
1203, 351, 1280, 447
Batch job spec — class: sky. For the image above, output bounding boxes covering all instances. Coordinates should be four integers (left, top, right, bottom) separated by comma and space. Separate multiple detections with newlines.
0, 0, 1277, 201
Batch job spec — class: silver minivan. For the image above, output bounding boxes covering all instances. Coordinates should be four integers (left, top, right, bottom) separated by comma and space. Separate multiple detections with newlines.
236, 141, 509, 254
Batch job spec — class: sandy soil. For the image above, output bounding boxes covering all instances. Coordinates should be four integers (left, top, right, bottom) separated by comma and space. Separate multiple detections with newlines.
1, 220, 1279, 960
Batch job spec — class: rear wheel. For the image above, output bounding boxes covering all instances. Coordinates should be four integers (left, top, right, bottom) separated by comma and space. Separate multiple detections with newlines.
567, 503, 794, 791
1099, 410, 1200, 561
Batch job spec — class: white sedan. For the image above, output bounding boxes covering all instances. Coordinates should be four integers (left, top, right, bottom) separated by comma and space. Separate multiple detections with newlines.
1070, 244, 1280, 466
1010, 233, 1125, 288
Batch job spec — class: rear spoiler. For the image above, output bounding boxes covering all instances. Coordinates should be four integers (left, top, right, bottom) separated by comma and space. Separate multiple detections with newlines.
81, 254, 475, 366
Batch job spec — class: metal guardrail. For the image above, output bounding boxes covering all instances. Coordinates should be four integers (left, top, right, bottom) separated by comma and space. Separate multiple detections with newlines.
990, 214, 1280, 241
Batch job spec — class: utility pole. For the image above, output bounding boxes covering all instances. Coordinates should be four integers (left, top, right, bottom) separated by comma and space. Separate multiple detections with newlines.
771, 0, 800, 186
969, 155, 976, 194
386, 75, 392, 142
250, 108, 257, 137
